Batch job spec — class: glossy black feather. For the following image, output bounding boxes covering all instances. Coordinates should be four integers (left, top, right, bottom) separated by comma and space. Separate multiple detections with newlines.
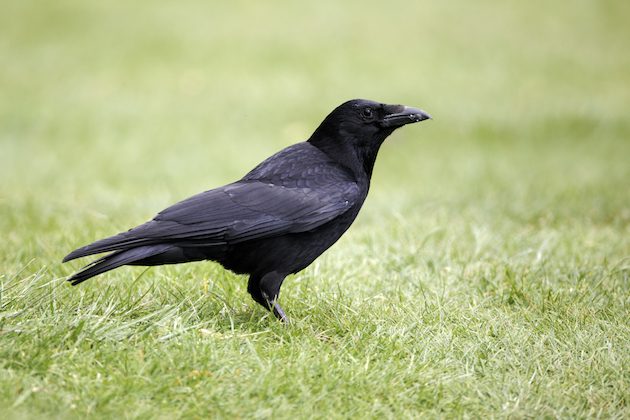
63, 143, 359, 261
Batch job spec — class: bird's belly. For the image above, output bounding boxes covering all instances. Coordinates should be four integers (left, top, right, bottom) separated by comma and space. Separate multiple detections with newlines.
220, 208, 360, 276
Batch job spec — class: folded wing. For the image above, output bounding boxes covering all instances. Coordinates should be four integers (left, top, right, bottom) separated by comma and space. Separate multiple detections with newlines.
63, 177, 360, 262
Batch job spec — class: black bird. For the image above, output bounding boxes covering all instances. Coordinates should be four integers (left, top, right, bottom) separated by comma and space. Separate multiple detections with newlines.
63, 99, 431, 321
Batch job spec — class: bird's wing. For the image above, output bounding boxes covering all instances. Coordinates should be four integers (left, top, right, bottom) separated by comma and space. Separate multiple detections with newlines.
63, 177, 360, 261
149, 178, 360, 243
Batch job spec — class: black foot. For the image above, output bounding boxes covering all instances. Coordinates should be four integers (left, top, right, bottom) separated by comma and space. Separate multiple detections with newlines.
262, 291, 289, 323
248, 271, 289, 322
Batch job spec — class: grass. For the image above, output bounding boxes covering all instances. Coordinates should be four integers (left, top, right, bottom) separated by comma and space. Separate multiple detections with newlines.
1, 0, 629, 418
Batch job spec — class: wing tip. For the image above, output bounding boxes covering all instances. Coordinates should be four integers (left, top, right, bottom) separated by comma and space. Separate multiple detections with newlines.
62, 249, 84, 263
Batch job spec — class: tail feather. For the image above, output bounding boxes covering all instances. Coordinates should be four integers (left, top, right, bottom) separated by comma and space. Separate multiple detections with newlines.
67, 244, 172, 286
62, 231, 152, 263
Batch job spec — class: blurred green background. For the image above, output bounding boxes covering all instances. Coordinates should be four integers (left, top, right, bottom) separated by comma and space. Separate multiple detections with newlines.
1, 0, 628, 240
1, 0, 629, 418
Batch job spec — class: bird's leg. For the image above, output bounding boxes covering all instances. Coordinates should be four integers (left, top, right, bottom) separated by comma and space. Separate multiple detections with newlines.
247, 274, 267, 308
260, 290, 288, 322
247, 272, 288, 322
254, 271, 288, 322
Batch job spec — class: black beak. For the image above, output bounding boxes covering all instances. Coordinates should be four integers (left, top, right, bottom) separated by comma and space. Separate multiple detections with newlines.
380, 105, 432, 128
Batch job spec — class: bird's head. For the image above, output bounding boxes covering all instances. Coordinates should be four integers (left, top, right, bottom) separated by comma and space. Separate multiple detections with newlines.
308, 99, 431, 177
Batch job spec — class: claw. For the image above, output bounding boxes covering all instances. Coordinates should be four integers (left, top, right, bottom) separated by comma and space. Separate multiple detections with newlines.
262, 291, 289, 323
272, 302, 289, 323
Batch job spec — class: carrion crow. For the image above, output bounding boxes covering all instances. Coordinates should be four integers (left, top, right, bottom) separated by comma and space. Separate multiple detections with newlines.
63, 99, 431, 321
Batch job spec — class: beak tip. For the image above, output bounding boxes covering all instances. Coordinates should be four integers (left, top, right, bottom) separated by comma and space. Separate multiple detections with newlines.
380, 104, 432, 127
414, 109, 432, 122
402, 106, 431, 122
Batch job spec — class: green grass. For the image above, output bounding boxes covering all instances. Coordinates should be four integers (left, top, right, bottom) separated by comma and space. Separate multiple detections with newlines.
1, 0, 629, 418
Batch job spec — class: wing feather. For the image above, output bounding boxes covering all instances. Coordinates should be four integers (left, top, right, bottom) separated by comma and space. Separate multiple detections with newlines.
147, 178, 360, 243
63, 143, 362, 262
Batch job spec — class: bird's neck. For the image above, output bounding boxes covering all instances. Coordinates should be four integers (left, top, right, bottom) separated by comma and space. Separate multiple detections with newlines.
308, 134, 382, 180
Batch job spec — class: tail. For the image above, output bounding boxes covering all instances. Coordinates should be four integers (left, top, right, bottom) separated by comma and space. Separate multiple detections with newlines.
67, 244, 173, 286
62, 229, 152, 263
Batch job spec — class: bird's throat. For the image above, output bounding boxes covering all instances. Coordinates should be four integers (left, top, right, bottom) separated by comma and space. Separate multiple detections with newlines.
308, 135, 382, 180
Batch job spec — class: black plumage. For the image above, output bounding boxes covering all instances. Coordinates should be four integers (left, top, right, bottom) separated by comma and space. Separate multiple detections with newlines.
63, 99, 431, 321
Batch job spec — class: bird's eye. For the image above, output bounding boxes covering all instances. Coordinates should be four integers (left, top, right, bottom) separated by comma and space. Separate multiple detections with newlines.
362, 108, 373, 119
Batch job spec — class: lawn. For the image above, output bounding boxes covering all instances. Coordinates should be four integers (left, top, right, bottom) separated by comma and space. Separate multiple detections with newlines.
1, 0, 629, 418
